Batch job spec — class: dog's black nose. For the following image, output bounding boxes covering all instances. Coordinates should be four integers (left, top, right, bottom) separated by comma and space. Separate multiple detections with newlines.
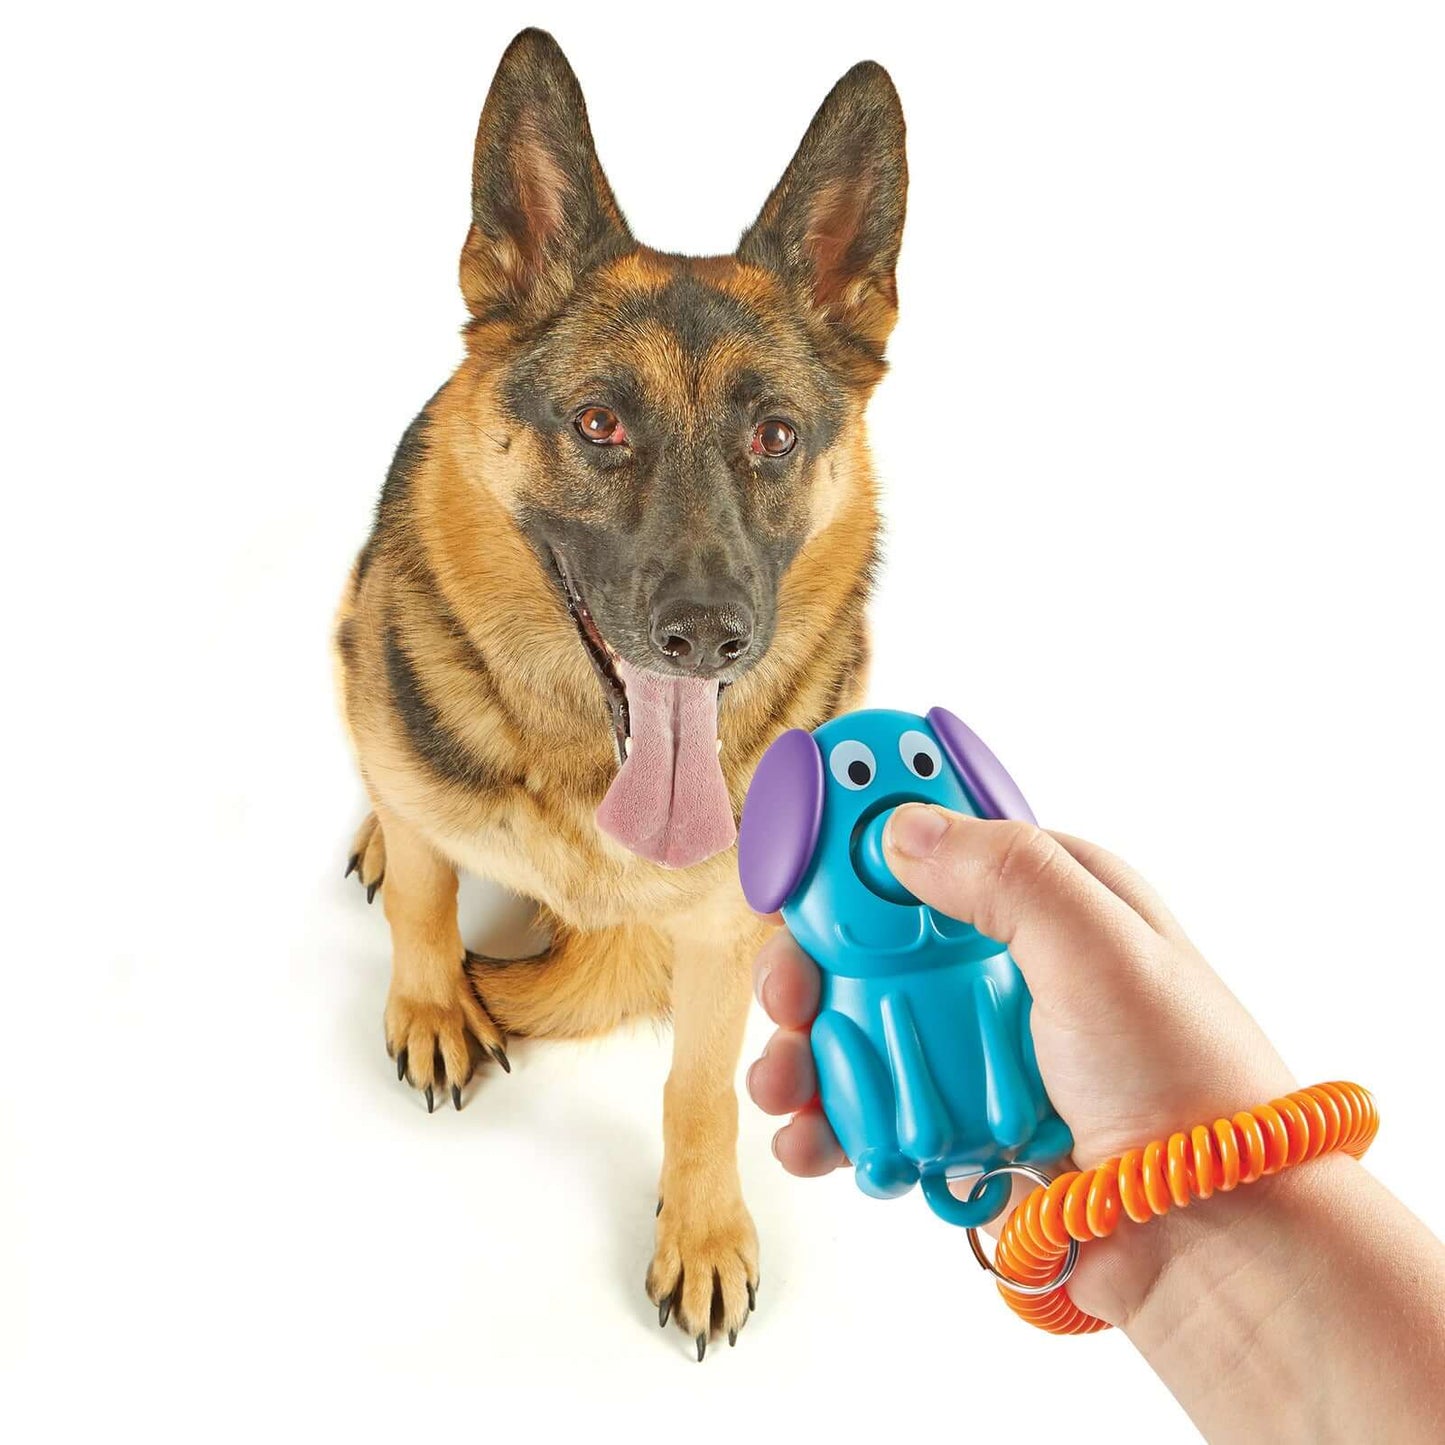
650, 600, 754, 673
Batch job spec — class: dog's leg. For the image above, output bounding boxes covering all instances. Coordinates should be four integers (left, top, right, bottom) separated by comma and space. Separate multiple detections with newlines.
646, 902, 766, 1358
464, 924, 671, 1039
374, 805, 508, 1110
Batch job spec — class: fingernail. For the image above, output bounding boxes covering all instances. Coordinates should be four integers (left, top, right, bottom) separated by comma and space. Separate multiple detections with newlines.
770, 1129, 782, 1161
886, 804, 948, 859
752, 954, 772, 1009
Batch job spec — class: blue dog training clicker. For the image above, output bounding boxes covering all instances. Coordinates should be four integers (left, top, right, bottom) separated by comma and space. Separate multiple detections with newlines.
737, 708, 1071, 1227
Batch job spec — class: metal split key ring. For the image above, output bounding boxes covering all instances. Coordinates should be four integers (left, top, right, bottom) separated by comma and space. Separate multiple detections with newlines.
964, 1162, 1080, 1297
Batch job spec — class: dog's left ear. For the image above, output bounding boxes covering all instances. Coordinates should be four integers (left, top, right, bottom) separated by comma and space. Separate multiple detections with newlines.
461, 29, 633, 325
737, 61, 907, 369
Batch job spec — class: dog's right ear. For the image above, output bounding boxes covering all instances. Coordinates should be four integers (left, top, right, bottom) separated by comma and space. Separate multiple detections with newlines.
460, 29, 632, 325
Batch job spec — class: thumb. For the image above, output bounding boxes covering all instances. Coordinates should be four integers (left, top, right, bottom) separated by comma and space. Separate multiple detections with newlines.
882, 804, 1152, 1014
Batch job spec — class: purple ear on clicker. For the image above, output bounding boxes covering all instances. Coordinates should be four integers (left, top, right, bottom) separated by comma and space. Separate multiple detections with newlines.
737, 728, 825, 914
926, 707, 1037, 825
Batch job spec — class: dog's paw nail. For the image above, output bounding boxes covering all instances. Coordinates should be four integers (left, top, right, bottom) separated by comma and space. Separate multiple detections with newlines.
366, 881, 380, 905
489, 1045, 511, 1074
695, 1333, 707, 1363
425, 1084, 434, 1114
728, 1328, 737, 1348
746, 1281, 757, 1313
345, 853, 360, 879
658, 1294, 672, 1329
655, 1198, 663, 1217
451, 1084, 462, 1111
396, 1048, 408, 1083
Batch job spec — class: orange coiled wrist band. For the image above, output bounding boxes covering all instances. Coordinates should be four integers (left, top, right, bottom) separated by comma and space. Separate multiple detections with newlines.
993, 1081, 1378, 1334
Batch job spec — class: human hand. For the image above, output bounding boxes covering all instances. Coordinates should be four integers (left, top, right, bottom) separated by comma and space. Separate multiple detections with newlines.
745, 804, 1297, 1320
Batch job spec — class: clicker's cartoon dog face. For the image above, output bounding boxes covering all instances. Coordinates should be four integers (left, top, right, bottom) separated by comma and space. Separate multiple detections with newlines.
738, 707, 1036, 965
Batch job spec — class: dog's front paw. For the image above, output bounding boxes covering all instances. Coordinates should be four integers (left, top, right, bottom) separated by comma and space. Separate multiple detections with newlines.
647, 1185, 759, 1360
345, 812, 386, 903
384, 966, 508, 1112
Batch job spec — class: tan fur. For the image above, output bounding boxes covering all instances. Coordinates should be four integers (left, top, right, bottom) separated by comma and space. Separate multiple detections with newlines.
334, 308, 872, 1339
334, 30, 903, 1351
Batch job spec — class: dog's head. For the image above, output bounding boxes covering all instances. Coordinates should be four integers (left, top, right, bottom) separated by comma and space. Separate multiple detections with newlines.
457, 29, 906, 868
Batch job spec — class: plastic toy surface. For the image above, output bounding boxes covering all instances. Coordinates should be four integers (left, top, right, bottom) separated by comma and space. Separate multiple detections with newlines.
737, 708, 1072, 1226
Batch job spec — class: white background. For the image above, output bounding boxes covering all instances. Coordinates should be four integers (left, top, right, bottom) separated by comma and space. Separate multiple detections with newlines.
3, 2, 1443, 1439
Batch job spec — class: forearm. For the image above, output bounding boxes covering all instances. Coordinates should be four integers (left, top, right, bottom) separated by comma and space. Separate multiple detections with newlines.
1102, 1156, 1445, 1442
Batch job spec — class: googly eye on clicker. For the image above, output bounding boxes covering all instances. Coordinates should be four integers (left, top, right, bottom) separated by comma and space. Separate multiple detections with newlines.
899, 730, 941, 779
829, 740, 876, 790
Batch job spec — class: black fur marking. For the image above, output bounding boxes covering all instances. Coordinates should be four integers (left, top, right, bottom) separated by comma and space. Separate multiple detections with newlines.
503, 358, 649, 436
335, 617, 357, 668
409, 556, 524, 737
383, 622, 498, 791
626, 274, 768, 355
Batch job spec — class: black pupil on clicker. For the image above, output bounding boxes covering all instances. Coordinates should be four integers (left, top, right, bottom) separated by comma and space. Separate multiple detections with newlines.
847, 760, 871, 786
913, 752, 935, 777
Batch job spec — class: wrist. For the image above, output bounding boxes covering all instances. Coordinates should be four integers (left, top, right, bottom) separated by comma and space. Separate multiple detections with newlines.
1070, 1153, 1445, 1442
1135, 1160, 1352, 1341
1064, 1152, 1359, 1338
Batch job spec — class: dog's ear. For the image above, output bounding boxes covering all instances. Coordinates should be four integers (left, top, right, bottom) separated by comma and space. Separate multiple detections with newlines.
737, 61, 907, 366
738, 729, 825, 914
460, 29, 632, 324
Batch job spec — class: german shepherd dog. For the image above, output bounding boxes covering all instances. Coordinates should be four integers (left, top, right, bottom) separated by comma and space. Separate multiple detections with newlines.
334, 28, 905, 1356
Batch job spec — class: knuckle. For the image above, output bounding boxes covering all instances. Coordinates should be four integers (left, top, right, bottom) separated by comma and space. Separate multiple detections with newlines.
990, 820, 1062, 898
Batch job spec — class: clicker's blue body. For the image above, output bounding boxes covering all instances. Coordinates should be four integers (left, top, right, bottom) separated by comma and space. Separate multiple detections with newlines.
737, 708, 1071, 1226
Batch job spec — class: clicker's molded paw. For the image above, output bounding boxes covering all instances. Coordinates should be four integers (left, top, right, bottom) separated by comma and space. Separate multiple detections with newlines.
854, 1147, 919, 1199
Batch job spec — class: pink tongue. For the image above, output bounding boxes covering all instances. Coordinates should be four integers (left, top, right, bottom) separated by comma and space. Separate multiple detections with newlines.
595, 659, 736, 869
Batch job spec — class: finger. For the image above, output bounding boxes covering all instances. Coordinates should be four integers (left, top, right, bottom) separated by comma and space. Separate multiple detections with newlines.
747, 1031, 818, 1116
752, 931, 821, 1030
883, 806, 1152, 1010
1048, 831, 1183, 939
772, 1107, 848, 1177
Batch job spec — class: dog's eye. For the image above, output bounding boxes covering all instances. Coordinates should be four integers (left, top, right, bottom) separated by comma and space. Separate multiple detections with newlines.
751, 418, 797, 457
829, 740, 876, 791
899, 730, 942, 780
575, 406, 628, 446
